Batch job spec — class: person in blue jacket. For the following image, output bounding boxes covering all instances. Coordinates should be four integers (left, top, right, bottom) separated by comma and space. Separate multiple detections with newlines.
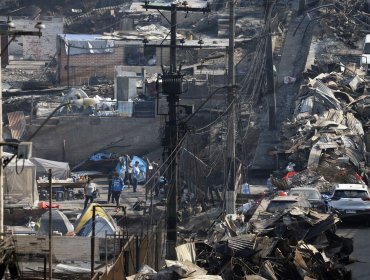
111, 172, 125, 210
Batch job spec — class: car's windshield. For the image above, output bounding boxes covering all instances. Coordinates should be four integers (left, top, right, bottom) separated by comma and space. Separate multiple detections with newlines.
333, 190, 369, 199
290, 189, 320, 200
364, 43, 370, 54
266, 201, 298, 213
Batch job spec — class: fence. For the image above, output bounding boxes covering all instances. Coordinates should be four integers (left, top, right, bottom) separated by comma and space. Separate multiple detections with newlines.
93, 223, 163, 280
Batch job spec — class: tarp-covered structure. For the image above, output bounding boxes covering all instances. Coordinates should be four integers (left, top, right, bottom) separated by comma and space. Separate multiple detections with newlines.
30, 157, 70, 179
3, 153, 38, 206
116, 155, 147, 183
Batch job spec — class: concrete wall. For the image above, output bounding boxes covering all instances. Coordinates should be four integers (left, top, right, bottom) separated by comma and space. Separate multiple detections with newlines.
7, 17, 63, 60
27, 116, 161, 166
116, 76, 139, 101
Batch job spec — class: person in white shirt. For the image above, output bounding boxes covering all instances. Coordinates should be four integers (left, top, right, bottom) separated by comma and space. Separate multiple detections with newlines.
132, 161, 141, 193
126, 155, 133, 188
84, 177, 96, 209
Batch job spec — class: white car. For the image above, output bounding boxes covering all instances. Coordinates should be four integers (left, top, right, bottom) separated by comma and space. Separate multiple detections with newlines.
361, 34, 370, 74
329, 184, 370, 219
266, 195, 311, 213
289, 187, 326, 212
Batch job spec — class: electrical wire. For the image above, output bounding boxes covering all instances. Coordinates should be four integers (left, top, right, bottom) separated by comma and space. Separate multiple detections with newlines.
15, 157, 25, 175
194, 99, 235, 132
143, 133, 188, 199
184, 85, 229, 124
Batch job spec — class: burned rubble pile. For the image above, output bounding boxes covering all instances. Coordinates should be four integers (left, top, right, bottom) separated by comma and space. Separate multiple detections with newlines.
273, 65, 369, 193
195, 210, 352, 279
128, 209, 352, 279
319, 0, 369, 47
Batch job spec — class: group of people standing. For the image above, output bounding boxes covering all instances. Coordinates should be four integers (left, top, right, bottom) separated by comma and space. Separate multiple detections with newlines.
83, 155, 159, 211
107, 155, 143, 210
83, 173, 125, 211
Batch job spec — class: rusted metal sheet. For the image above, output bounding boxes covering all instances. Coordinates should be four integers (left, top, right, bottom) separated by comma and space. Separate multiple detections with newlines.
7, 111, 26, 140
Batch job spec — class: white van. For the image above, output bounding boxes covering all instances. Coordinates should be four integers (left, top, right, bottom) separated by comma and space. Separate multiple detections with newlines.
361, 34, 370, 74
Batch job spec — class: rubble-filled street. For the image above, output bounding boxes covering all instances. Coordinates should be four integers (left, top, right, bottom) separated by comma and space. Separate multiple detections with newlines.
0, 0, 368, 279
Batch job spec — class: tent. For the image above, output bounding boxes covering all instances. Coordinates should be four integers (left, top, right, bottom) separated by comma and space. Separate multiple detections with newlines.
30, 157, 70, 179
77, 216, 116, 237
38, 209, 74, 235
75, 203, 118, 237
3, 155, 38, 206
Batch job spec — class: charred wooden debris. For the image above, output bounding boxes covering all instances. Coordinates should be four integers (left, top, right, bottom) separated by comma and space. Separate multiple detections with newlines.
127, 208, 352, 279
124, 50, 370, 280
309, 0, 369, 48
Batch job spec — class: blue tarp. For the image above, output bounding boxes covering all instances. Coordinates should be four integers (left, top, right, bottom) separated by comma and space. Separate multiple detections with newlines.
116, 155, 147, 183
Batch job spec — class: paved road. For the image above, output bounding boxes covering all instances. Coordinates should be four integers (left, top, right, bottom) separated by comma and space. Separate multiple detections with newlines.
337, 225, 370, 279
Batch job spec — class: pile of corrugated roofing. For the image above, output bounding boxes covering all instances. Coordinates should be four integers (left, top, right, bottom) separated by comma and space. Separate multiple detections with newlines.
128, 208, 352, 279
187, 209, 352, 279
275, 65, 368, 191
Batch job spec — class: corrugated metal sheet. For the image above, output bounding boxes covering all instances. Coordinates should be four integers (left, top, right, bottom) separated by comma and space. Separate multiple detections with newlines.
323, 109, 344, 123
313, 80, 341, 110
341, 135, 365, 168
176, 243, 196, 263
215, 235, 257, 258
7, 111, 26, 140
308, 145, 322, 170
346, 112, 364, 136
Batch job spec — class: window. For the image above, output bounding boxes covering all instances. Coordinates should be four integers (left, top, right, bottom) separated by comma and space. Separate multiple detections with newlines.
333, 190, 369, 199
364, 43, 370, 55
124, 46, 156, 66
266, 201, 298, 213
290, 190, 320, 200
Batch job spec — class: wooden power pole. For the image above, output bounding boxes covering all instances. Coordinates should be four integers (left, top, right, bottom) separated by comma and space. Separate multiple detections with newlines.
142, 1, 210, 260
225, 0, 236, 214
265, 0, 277, 130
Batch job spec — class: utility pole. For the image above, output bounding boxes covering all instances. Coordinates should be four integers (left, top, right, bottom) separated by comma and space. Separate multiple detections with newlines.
166, 3, 179, 261
265, 0, 276, 130
142, 1, 210, 260
225, 0, 236, 214
298, 0, 306, 15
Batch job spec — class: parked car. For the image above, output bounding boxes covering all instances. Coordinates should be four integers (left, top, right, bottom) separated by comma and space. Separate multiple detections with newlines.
361, 34, 370, 74
289, 187, 327, 212
328, 184, 370, 220
266, 195, 311, 213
